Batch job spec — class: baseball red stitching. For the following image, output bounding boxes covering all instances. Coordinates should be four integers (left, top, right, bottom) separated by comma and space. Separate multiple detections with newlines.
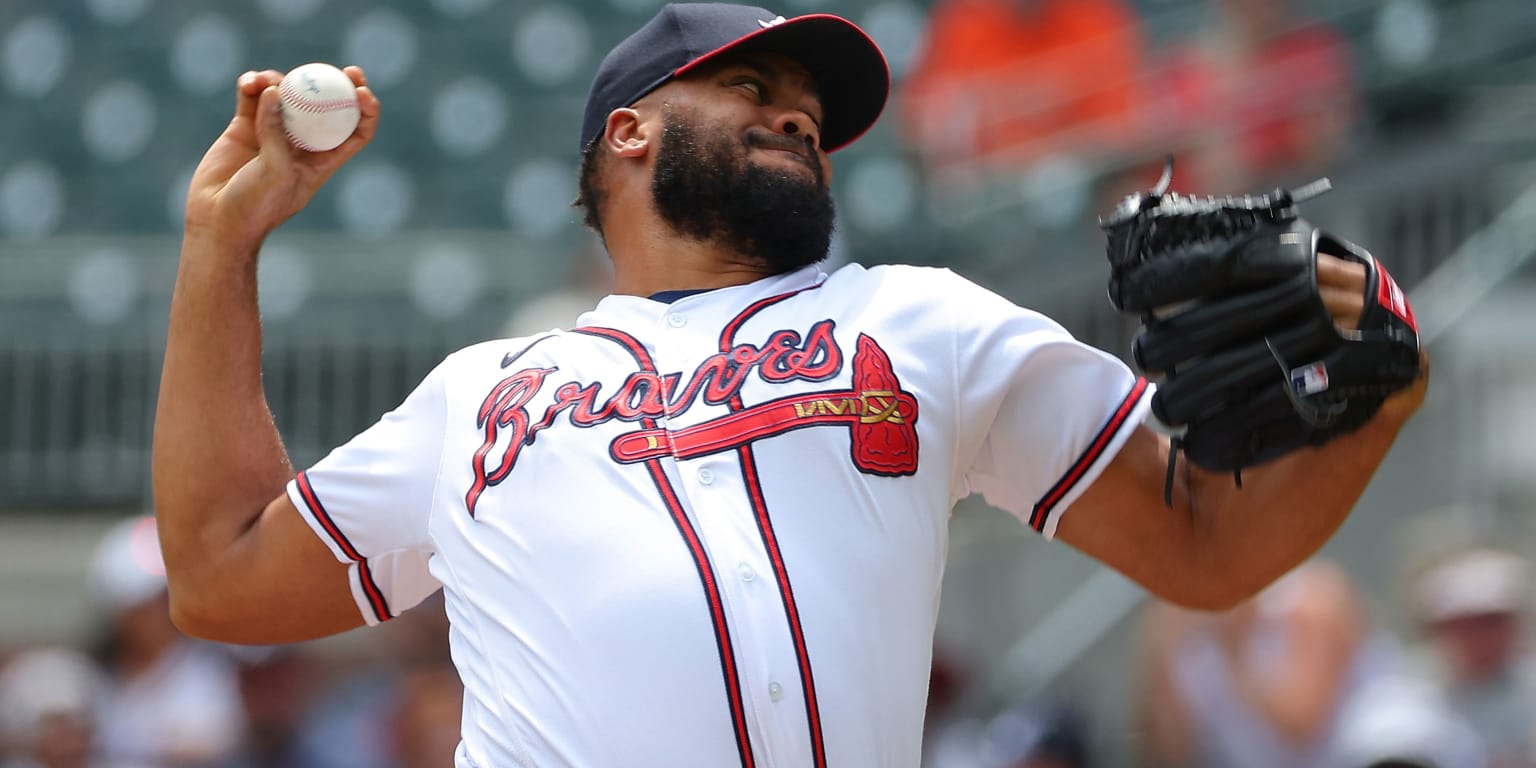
278, 79, 357, 114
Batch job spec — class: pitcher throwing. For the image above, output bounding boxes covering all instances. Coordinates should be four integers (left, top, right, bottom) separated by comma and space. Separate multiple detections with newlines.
153, 4, 1428, 766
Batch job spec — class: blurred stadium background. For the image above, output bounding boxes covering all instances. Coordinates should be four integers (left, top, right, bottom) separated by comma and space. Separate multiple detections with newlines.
4, 0, 1536, 764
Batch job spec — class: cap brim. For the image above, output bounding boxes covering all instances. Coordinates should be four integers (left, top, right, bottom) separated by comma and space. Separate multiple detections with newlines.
674, 14, 889, 153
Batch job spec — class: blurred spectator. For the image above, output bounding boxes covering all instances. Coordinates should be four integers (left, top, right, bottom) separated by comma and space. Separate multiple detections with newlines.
921, 642, 1091, 768
294, 593, 456, 768
923, 697, 1090, 768
289, 668, 394, 768
389, 663, 464, 768
977, 700, 1091, 768
1156, 0, 1358, 190
86, 516, 245, 767
1333, 674, 1487, 768
0, 647, 102, 768
900, 0, 1143, 175
216, 648, 320, 768
921, 645, 983, 767
1136, 558, 1386, 768
1410, 547, 1536, 767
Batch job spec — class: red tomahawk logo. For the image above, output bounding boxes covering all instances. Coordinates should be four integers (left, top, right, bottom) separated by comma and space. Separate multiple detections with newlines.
609, 334, 919, 476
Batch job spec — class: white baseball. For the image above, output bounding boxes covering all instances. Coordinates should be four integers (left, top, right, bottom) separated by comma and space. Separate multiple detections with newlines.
278, 62, 361, 152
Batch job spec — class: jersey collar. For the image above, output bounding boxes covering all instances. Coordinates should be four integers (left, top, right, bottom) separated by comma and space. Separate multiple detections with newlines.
580, 266, 828, 329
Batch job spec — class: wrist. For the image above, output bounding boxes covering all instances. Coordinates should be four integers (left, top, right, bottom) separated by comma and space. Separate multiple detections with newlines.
181, 222, 266, 268
182, 208, 270, 254
1380, 346, 1431, 420
183, 188, 286, 248
1379, 371, 1428, 423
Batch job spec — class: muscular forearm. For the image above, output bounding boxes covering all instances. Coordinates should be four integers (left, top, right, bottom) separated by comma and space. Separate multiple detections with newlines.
152, 230, 292, 590
1061, 369, 1424, 611
1182, 394, 1416, 602
145, 68, 378, 640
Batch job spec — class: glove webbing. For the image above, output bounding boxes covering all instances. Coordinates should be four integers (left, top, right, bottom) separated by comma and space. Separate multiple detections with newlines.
1140, 179, 1333, 259
1104, 155, 1332, 274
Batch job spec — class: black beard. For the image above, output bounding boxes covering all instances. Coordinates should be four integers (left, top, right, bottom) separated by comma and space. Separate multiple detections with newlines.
650, 109, 835, 274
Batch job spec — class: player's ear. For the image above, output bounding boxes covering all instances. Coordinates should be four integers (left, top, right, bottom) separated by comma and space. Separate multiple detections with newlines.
604, 108, 649, 159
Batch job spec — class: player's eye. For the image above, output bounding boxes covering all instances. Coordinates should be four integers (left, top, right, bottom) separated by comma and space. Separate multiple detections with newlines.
730, 78, 767, 102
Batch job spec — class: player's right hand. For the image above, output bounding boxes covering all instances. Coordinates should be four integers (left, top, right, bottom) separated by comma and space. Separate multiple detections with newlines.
183, 67, 379, 248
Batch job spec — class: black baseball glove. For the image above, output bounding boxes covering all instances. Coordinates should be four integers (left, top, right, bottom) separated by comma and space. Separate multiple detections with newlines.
1100, 159, 1421, 498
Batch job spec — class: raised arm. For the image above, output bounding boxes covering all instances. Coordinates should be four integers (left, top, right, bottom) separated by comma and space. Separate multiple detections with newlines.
1057, 253, 1429, 609
152, 68, 381, 643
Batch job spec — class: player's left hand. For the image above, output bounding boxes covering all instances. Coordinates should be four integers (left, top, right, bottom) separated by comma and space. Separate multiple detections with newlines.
184, 66, 380, 248
1316, 252, 1366, 331
1099, 162, 1425, 475
1316, 248, 1430, 420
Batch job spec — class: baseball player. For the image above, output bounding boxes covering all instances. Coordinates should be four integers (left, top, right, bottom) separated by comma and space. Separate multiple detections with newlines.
153, 4, 1429, 766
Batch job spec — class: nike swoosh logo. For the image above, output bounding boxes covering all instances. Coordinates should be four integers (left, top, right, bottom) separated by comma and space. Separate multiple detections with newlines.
501, 333, 558, 368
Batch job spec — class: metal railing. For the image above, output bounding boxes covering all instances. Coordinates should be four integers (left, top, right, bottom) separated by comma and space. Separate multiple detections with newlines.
0, 230, 570, 509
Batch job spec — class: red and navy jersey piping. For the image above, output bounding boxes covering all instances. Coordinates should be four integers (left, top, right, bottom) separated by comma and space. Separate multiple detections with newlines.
294, 471, 392, 623
720, 285, 830, 768
1029, 377, 1149, 531
571, 325, 758, 768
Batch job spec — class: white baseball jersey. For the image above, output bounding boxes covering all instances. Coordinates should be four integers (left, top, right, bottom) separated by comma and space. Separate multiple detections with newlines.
287, 263, 1151, 768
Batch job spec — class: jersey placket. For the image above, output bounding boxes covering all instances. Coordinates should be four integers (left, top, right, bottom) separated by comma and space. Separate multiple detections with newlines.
652, 305, 814, 767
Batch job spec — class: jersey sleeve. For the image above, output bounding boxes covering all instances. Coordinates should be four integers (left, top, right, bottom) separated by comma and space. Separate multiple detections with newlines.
944, 271, 1153, 539
286, 362, 449, 625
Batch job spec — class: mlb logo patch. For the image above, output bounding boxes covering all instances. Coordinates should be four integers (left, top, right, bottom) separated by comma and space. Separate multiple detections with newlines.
1290, 362, 1329, 396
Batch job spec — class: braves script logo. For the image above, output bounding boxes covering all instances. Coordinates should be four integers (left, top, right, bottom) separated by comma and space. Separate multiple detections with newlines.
465, 321, 918, 515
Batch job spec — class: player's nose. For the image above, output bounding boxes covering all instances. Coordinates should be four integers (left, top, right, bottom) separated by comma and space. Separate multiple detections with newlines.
770, 110, 820, 151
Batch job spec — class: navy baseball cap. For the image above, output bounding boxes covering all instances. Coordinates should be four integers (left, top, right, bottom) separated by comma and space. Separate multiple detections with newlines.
580, 3, 889, 154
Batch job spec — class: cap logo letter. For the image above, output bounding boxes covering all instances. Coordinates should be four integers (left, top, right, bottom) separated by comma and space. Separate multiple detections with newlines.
758, 15, 787, 28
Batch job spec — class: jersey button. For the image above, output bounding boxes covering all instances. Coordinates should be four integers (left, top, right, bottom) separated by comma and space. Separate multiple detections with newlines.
768, 682, 783, 702
667, 313, 687, 328
737, 563, 756, 583
697, 467, 714, 485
